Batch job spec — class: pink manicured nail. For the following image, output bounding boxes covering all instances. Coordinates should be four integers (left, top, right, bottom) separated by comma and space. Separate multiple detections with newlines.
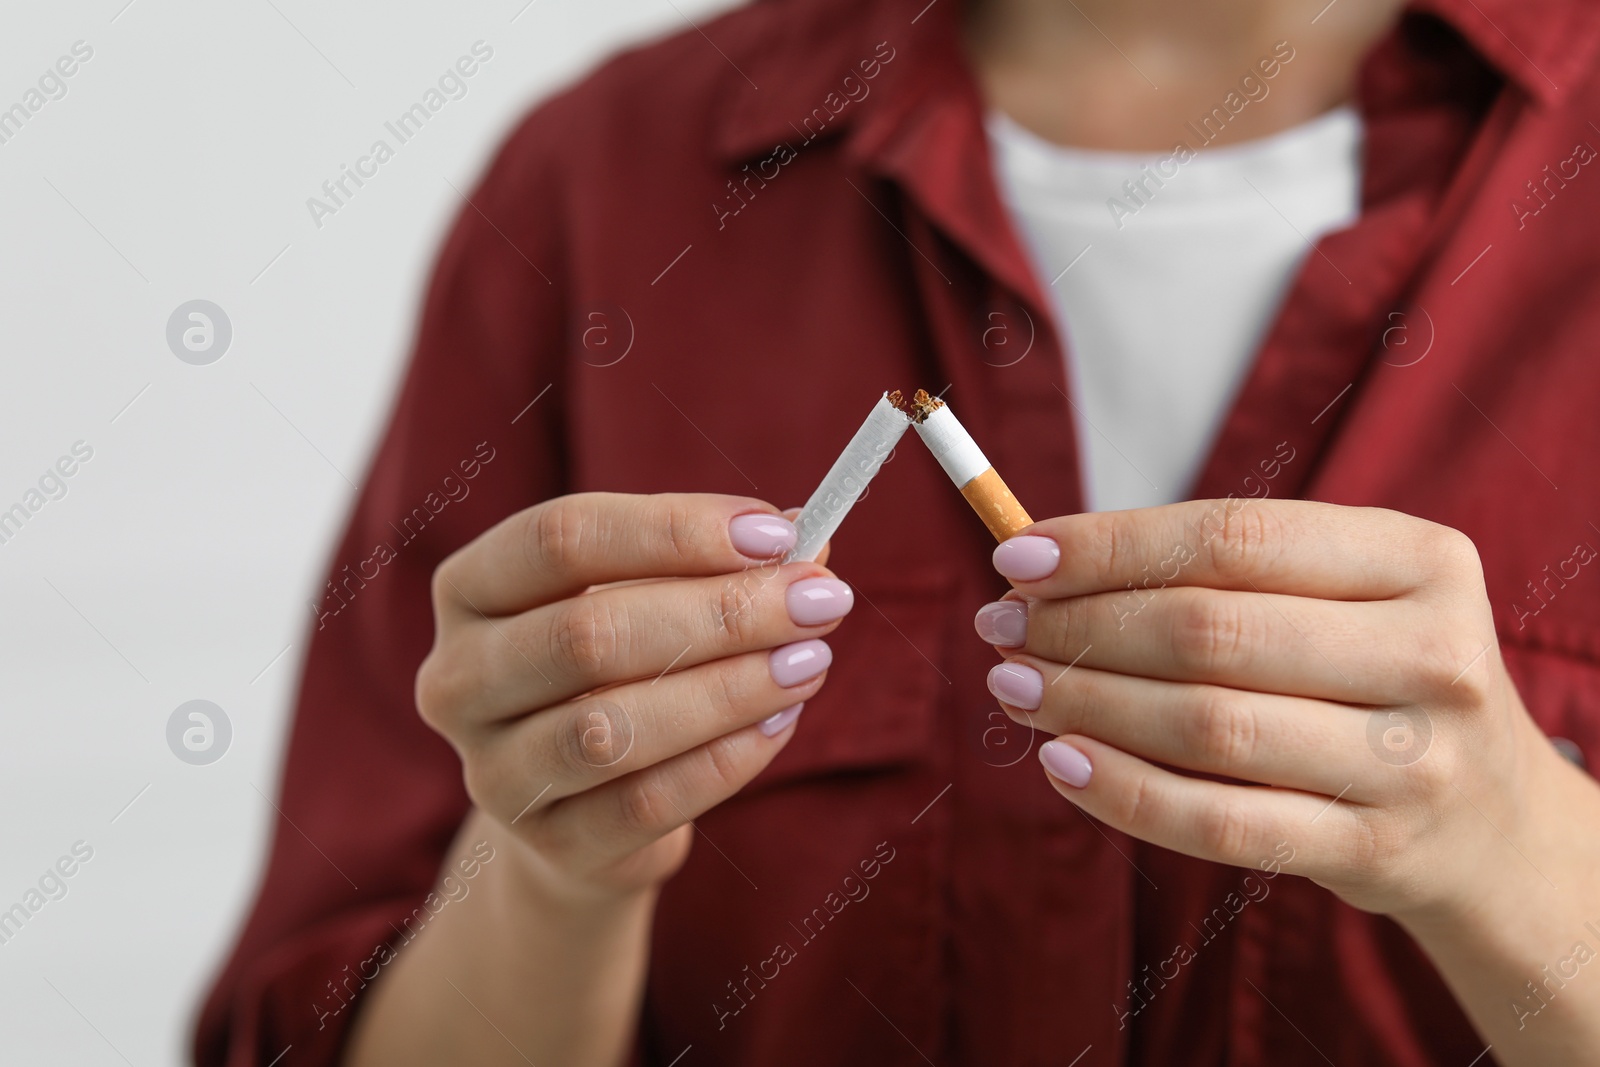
759, 703, 804, 737
786, 577, 854, 626
769, 639, 832, 687
1040, 740, 1092, 788
729, 513, 797, 559
974, 600, 1028, 646
988, 662, 1043, 709
993, 535, 1060, 581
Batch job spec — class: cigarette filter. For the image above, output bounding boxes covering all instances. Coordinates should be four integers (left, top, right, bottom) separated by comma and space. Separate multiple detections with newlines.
785, 392, 911, 562
908, 390, 1033, 541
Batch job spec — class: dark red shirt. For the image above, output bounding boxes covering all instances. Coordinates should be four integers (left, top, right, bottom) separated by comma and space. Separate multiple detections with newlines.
196, 0, 1600, 1063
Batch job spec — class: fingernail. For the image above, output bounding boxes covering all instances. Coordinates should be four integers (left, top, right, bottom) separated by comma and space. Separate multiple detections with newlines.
786, 577, 854, 625
769, 639, 832, 687
974, 600, 1028, 646
730, 513, 797, 559
1040, 740, 1093, 788
988, 662, 1043, 710
759, 703, 804, 737
993, 535, 1060, 581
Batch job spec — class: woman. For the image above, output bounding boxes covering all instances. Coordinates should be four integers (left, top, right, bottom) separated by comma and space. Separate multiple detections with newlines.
196, 0, 1600, 1063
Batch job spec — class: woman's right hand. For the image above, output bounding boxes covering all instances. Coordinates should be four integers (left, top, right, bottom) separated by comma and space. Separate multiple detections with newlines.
415, 492, 850, 903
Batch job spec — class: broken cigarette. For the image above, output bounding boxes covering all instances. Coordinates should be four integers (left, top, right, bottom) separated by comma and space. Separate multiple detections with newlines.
785, 391, 912, 562
907, 389, 1034, 541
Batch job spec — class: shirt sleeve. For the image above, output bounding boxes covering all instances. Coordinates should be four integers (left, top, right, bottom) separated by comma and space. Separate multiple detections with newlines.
193, 100, 574, 1067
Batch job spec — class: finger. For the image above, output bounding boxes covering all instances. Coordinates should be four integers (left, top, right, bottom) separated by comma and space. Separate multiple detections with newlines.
498, 561, 843, 713
993, 499, 1461, 601
533, 711, 803, 869
470, 639, 831, 813
1036, 733, 1354, 878
437, 493, 798, 617
583, 507, 824, 593
998, 587, 1424, 704
439, 562, 848, 723
781, 506, 830, 568
989, 660, 1376, 799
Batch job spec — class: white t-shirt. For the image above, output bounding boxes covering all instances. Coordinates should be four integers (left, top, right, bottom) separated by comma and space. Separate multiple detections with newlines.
986, 106, 1364, 512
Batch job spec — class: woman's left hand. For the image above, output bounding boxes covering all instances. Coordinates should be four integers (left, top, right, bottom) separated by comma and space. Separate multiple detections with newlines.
974, 498, 1580, 923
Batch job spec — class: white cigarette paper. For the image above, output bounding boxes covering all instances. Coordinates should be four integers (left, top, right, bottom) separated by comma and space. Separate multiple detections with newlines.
785, 393, 911, 563
914, 403, 991, 487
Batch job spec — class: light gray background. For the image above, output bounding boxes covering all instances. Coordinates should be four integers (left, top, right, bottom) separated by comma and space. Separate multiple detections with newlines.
0, 2, 738, 1061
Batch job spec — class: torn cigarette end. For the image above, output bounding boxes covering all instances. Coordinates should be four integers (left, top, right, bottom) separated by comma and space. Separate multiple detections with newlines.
908, 388, 944, 424
910, 392, 1034, 542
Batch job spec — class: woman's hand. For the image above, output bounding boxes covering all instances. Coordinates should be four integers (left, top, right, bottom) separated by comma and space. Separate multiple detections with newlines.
348, 492, 848, 1067
974, 497, 1525, 916
974, 498, 1600, 1062
417, 491, 849, 902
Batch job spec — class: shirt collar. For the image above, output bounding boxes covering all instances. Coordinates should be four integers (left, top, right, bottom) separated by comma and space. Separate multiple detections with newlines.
710, 0, 1051, 305
709, 0, 960, 165
711, 0, 1600, 166
1411, 0, 1600, 106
